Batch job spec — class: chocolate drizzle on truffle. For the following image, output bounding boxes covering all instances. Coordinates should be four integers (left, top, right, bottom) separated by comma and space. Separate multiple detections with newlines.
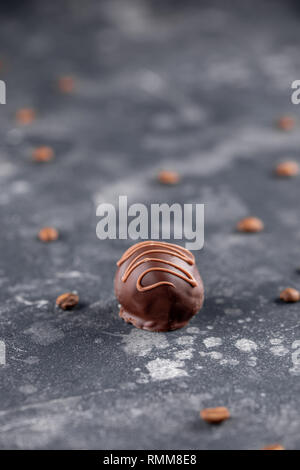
117, 241, 198, 292
115, 241, 204, 332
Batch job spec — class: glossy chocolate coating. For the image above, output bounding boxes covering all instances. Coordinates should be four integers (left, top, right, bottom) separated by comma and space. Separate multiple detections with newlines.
114, 241, 204, 332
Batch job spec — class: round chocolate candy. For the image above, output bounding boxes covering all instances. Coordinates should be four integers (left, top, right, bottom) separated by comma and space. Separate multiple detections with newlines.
114, 241, 204, 332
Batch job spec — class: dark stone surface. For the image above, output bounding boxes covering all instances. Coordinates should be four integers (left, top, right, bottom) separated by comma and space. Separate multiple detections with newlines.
0, 0, 300, 450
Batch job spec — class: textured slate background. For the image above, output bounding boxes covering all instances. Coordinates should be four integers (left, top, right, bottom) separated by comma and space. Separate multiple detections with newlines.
0, 0, 300, 450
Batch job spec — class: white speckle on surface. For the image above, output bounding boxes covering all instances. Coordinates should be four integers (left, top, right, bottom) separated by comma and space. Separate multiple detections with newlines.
0, 340, 6, 365
56, 271, 99, 280
175, 348, 194, 360
199, 351, 223, 360
270, 345, 289, 356
56, 271, 83, 278
15, 296, 35, 306
19, 385, 37, 394
11, 181, 31, 195
203, 337, 222, 349
235, 339, 257, 353
176, 336, 194, 346
186, 327, 200, 334
36, 300, 49, 308
24, 322, 65, 346
15, 296, 49, 308
122, 329, 168, 357
220, 358, 239, 366
270, 338, 283, 345
208, 351, 223, 360
146, 358, 188, 381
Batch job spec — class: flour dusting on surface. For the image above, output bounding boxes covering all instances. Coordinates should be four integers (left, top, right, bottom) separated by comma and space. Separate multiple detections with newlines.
176, 336, 194, 346
235, 339, 257, 352
24, 323, 65, 346
15, 296, 49, 308
200, 351, 223, 360
175, 349, 194, 360
203, 337, 222, 348
122, 329, 169, 357
19, 385, 37, 394
186, 327, 200, 334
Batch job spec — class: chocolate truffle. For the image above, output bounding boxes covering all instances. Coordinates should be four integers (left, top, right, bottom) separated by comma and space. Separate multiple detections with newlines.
114, 241, 204, 332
